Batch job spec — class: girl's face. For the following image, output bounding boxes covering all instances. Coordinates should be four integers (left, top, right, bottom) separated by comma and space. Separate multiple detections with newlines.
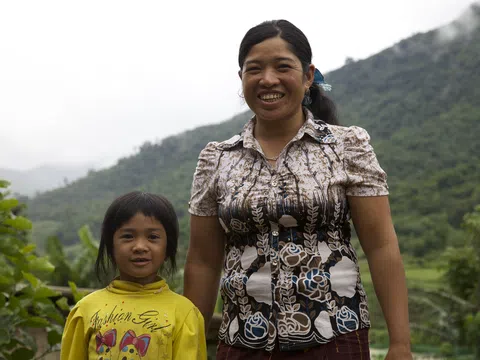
113, 212, 167, 285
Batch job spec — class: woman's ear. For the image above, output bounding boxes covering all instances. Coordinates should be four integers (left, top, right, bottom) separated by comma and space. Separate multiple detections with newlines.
306, 64, 315, 87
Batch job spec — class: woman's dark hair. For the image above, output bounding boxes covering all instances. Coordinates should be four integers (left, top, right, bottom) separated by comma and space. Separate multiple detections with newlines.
238, 20, 339, 125
95, 191, 179, 282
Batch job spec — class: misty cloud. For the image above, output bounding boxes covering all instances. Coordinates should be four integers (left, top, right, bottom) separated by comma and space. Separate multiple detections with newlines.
436, 2, 480, 43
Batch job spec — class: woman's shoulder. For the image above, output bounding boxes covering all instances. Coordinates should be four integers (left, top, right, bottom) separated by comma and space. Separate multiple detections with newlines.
199, 133, 243, 153
318, 122, 373, 152
196, 141, 220, 160
325, 123, 370, 141
194, 134, 244, 171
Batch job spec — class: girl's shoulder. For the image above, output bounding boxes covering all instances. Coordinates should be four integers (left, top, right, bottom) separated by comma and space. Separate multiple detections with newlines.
69, 287, 109, 309
158, 289, 202, 324
163, 289, 198, 312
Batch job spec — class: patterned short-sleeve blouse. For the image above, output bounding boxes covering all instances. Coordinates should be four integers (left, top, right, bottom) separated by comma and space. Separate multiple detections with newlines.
188, 110, 389, 352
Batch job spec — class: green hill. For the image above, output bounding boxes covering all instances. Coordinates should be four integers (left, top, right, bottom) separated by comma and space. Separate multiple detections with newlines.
24, 4, 480, 262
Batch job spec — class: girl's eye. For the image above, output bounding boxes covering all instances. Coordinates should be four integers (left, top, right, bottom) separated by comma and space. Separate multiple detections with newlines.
149, 234, 161, 241
121, 234, 133, 240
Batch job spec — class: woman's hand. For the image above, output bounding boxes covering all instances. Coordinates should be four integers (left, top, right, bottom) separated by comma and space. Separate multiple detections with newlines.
385, 343, 413, 360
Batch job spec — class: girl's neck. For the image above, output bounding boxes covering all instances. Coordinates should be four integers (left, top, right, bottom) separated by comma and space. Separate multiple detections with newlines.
118, 274, 160, 286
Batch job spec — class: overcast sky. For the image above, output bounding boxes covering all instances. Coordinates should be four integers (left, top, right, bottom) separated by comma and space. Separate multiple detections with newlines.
0, 0, 478, 170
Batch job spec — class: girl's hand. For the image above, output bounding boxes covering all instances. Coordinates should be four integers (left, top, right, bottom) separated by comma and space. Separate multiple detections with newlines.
385, 344, 413, 360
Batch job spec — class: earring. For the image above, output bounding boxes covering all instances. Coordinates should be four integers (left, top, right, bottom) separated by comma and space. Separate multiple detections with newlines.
302, 88, 312, 105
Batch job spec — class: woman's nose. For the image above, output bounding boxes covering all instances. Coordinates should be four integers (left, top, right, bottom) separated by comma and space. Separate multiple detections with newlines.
259, 68, 279, 87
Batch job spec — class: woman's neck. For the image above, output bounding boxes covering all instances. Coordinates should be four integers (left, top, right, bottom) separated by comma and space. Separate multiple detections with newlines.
254, 107, 305, 142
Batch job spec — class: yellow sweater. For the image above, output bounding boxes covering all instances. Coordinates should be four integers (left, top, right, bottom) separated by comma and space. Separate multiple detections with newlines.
60, 279, 207, 360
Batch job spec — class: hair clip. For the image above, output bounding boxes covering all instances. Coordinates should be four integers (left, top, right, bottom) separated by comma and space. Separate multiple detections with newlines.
314, 68, 332, 92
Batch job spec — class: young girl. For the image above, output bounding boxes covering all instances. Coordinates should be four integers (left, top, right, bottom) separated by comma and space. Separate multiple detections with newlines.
61, 191, 207, 360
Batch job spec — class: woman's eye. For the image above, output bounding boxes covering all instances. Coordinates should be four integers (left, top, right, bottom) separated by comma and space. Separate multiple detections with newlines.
278, 64, 291, 70
246, 67, 261, 73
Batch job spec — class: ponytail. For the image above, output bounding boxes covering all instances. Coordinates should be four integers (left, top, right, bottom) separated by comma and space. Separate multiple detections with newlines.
305, 83, 339, 125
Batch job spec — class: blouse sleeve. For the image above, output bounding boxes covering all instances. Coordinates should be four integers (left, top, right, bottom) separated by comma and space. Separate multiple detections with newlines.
60, 305, 88, 360
188, 142, 220, 216
173, 307, 207, 360
343, 126, 389, 197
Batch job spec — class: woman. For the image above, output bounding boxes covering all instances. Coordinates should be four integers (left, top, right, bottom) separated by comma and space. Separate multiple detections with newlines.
184, 20, 412, 359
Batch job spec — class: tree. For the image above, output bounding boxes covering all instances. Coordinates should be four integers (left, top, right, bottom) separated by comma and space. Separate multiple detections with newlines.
459, 205, 480, 357
441, 205, 480, 357
45, 225, 101, 289
0, 180, 69, 359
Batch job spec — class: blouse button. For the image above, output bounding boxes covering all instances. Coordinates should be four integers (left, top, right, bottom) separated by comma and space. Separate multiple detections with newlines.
272, 260, 278, 266
271, 180, 278, 187
272, 230, 279, 237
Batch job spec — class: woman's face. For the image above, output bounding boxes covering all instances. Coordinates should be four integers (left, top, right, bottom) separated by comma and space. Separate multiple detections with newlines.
240, 36, 314, 123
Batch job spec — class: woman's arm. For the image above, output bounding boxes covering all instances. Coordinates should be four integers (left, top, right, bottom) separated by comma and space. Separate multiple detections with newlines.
348, 195, 412, 359
183, 215, 225, 330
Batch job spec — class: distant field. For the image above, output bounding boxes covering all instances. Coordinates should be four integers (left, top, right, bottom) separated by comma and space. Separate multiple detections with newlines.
359, 259, 444, 289
358, 257, 447, 350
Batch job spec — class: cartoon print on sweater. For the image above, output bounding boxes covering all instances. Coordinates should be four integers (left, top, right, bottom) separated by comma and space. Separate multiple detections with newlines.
117, 330, 151, 359
95, 329, 117, 360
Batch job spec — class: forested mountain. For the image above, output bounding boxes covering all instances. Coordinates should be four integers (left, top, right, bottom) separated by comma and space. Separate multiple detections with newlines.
24, 4, 480, 262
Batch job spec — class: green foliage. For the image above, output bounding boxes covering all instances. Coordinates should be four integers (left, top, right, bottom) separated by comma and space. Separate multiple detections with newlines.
0, 181, 68, 359
465, 312, 480, 352
438, 342, 454, 358
408, 205, 480, 356
457, 205, 480, 356
443, 205, 480, 303
67, 281, 87, 304
44, 230, 100, 289
442, 246, 480, 301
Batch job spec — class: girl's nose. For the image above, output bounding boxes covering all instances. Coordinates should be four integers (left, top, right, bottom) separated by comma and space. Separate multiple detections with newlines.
132, 237, 149, 252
